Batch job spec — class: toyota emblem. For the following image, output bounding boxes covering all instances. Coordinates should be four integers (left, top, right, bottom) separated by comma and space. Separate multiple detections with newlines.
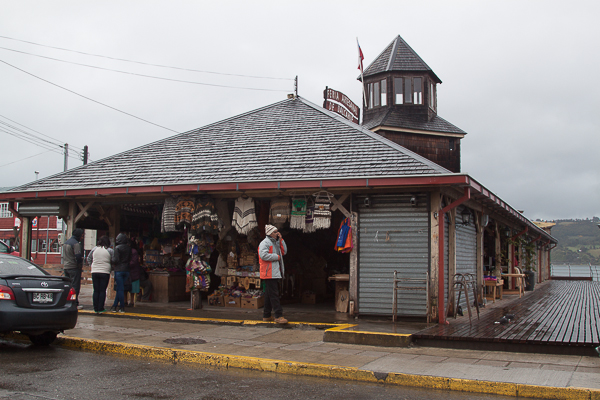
41, 282, 49, 287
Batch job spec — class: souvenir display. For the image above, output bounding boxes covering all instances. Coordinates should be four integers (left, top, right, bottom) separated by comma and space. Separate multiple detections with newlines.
161, 196, 179, 233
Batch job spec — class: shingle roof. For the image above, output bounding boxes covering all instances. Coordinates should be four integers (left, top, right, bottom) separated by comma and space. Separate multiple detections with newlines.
362, 35, 441, 83
362, 108, 467, 135
6, 97, 449, 193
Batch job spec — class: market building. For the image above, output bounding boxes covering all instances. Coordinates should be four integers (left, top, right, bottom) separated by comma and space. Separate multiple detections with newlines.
0, 35, 557, 323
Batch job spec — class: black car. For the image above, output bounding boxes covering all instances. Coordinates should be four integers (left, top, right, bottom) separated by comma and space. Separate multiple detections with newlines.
0, 253, 78, 345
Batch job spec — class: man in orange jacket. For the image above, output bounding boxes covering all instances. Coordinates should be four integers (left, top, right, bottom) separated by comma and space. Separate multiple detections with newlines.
258, 224, 288, 324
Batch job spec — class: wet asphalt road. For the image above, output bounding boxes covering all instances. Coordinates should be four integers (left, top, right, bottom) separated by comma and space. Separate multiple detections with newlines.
0, 338, 520, 400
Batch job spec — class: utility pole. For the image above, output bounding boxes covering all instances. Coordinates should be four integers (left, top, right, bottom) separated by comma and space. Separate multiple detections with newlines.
63, 143, 68, 171
83, 145, 88, 165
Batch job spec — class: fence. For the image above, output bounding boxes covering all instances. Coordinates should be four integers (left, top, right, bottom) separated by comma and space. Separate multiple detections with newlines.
550, 264, 599, 281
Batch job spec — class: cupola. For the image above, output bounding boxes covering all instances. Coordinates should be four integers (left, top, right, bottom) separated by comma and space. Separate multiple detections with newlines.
360, 35, 467, 173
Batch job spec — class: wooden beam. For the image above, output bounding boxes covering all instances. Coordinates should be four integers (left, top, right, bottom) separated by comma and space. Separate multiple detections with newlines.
97, 205, 113, 228
75, 201, 94, 223
330, 194, 351, 218
330, 193, 350, 211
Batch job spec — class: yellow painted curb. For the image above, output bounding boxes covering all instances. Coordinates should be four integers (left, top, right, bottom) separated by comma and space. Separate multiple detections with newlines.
79, 309, 342, 329
53, 335, 600, 399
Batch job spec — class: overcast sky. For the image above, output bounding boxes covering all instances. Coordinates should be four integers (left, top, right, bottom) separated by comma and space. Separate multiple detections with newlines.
0, 1, 598, 221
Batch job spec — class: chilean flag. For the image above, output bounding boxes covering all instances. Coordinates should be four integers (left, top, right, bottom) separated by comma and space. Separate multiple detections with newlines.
357, 39, 364, 73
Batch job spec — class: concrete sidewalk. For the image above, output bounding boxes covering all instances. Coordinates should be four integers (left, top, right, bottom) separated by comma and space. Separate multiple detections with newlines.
45, 287, 600, 399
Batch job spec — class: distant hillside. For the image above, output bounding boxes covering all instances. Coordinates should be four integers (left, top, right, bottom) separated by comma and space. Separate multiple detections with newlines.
549, 217, 600, 264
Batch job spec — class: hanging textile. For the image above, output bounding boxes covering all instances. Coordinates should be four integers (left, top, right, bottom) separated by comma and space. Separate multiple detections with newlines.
232, 196, 258, 235
192, 196, 218, 235
313, 192, 332, 230
303, 198, 316, 233
290, 198, 307, 230
215, 199, 231, 239
185, 258, 211, 292
175, 196, 195, 229
188, 233, 215, 259
161, 196, 179, 233
335, 217, 353, 253
269, 197, 290, 228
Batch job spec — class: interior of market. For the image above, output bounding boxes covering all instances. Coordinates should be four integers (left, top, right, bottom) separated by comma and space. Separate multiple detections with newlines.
77, 192, 353, 312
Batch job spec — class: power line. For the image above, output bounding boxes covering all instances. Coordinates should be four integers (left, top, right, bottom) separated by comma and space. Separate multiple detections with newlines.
0, 125, 81, 162
0, 58, 180, 134
0, 35, 293, 81
0, 126, 63, 154
0, 119, 64, 149
0, 149, 54, 168
0, 113, 83, 153
0, 46, 291, 92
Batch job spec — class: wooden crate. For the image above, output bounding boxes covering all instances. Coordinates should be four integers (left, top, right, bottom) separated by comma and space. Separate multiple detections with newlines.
302, 293, 316, 304
224, 296, 240, 308
241, 296, 264, 309
208, 294, 224, 307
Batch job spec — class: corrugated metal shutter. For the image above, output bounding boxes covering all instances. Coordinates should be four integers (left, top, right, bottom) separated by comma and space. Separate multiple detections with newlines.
454, 205, 477, 311
357, 194, 429, 316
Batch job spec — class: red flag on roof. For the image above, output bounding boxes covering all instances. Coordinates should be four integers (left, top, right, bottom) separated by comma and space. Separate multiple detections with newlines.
357, 39, 364, 73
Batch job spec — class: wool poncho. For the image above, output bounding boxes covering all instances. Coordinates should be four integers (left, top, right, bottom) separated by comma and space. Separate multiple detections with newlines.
232, 196, 258, 235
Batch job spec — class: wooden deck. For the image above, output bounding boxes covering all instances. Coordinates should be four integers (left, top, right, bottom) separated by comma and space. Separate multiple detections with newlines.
413, 280, 600, 356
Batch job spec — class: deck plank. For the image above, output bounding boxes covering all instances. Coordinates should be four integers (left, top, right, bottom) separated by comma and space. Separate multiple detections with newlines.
413, 280, 600, 351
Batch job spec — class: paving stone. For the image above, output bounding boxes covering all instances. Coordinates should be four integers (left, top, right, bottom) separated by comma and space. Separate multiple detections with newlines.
508, 362, 541, 369
541, 364, 576, 372
234, 340, 265, 347
356, 351, 391, 358
475, 359, 509, 367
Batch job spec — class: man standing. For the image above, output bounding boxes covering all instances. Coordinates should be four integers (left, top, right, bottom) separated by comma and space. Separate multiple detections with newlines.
63, 228, 84, 309
258, 224, 288, 324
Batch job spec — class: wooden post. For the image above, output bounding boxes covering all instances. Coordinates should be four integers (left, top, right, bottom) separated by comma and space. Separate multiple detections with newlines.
66, 202, 76, 238
21, 216, 32, 260
447, 209, 456, 316
349, 212, 358, 315
429, 191, 441, 321
494, 222, 502, 278
476, 213, 484, 302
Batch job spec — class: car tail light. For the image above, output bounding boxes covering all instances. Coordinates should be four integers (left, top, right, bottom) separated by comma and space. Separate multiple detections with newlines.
67, 287, 77, 301
0, 285, 14, 300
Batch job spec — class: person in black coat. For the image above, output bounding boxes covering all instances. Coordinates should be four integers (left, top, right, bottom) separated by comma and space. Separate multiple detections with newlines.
110, 233, 130, 313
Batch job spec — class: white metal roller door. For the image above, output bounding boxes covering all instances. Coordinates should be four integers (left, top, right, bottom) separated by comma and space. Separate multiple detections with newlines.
357, 194, 429, 316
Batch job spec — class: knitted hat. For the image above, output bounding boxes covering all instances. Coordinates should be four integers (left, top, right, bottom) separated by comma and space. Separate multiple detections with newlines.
265, 224, 277, 236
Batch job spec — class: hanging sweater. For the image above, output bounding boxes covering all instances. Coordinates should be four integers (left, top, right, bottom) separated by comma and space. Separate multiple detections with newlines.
232, 197, 258, 235
161, 196, 179, 233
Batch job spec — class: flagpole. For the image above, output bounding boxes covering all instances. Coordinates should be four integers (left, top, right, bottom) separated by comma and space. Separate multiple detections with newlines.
357, 38, 367, 123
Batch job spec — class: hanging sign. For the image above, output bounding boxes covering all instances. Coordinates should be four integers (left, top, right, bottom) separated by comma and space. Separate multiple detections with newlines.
323, 87, 359, 124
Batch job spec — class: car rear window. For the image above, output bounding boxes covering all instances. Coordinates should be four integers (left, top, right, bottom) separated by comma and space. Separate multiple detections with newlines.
0, 257, 47, 276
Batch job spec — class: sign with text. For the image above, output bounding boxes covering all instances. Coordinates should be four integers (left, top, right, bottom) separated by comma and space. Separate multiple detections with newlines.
323, 87, 359, 124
